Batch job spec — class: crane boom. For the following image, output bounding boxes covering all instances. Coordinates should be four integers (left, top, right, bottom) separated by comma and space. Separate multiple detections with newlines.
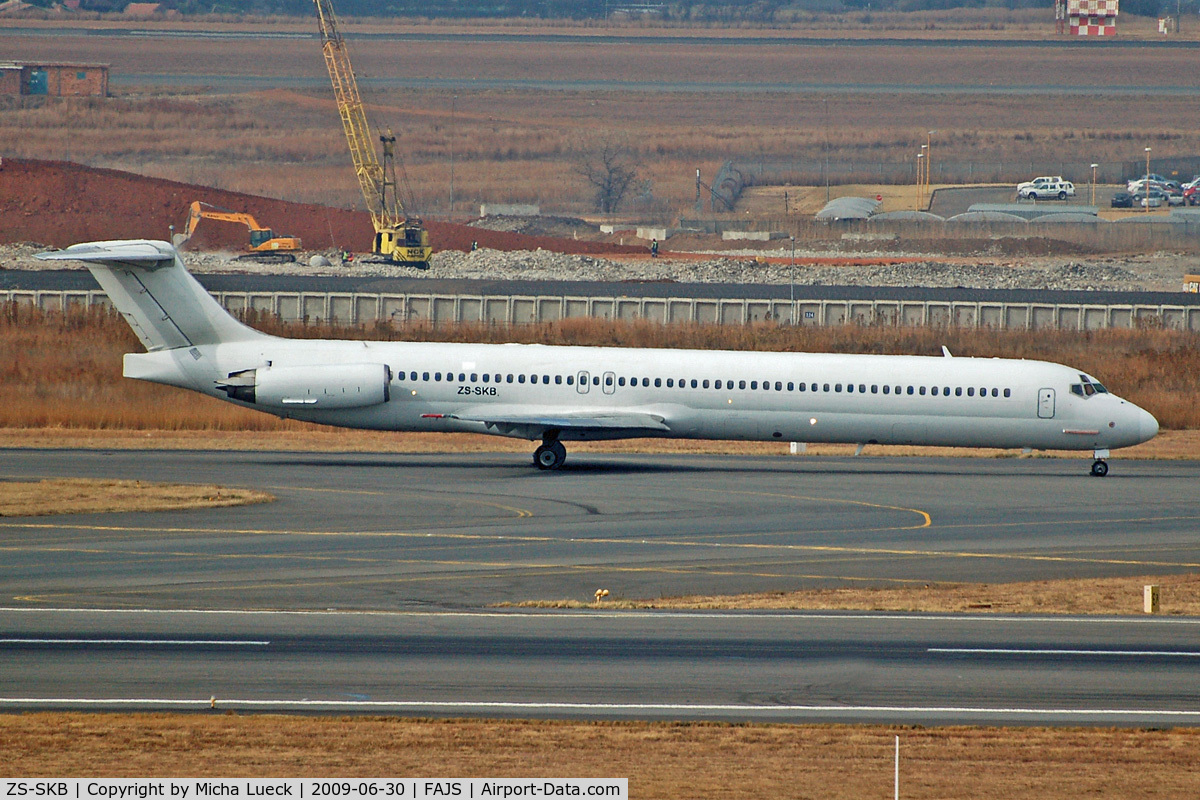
313, 0, 431, 266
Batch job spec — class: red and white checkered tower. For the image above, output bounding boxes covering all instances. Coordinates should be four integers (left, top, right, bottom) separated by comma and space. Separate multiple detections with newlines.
1066, 0, 1119, 35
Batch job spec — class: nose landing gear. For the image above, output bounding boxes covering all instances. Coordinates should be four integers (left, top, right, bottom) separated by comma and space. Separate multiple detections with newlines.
1090, 448, 1110, 477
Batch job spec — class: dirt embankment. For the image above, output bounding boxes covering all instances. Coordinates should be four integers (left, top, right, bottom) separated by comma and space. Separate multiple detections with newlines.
0, 158, 643, 256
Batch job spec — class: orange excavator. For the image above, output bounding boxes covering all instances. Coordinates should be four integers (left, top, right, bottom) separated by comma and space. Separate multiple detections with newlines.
175, 201, 303, 264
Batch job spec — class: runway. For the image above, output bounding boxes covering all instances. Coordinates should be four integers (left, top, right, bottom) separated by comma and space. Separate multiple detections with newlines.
3, 448, 1200, 724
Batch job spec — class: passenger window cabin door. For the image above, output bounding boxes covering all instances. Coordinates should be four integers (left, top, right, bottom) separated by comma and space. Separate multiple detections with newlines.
602, 371, 616, 395
577, 370, 590, 394
1037, 388, 1055, 419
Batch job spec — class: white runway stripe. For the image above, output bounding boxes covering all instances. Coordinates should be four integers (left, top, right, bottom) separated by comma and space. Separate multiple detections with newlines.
929, 647, 1200, 657
0, 697, 1197, 717
0, 638, 269, 646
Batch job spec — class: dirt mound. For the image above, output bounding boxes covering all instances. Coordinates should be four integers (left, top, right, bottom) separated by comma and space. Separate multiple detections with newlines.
0, 159, 644, 257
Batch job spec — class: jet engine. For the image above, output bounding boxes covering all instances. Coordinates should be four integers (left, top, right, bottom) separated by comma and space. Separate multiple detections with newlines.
218, 363, 390, 409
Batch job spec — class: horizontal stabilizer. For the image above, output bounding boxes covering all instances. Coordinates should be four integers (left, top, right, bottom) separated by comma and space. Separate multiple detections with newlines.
36, 239, 175, 269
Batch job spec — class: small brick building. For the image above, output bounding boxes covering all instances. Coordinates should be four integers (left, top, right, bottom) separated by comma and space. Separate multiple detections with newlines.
0, 61, 109, 97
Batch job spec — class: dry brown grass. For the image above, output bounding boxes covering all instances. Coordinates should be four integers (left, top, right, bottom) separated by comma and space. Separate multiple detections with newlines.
2, 23, 1199, 217
0, 478, 272, 516
3, 713, 1200, 798
514, 573, 1200, 616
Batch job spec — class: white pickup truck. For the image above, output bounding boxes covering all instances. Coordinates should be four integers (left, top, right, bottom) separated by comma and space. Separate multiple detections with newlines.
1016, 176, 1076, 200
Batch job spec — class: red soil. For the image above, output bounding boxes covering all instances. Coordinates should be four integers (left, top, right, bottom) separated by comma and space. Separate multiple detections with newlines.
0, 158, 645, 256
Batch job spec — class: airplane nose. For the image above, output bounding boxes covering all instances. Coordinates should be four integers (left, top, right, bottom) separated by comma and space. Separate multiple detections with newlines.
1138, 407, 1159, 443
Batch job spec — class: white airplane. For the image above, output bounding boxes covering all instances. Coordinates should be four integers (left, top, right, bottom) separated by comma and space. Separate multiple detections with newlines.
38, 239, 1158, 476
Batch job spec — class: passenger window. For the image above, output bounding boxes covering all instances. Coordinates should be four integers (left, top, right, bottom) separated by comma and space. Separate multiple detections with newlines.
883, 385, 890, 395
871, 385, 878, 394
667, 378, 674, 388
410, 372, 417, 381
906, 386, 914, 395
967, 387, 975, 396
944, 387, 950, 396
655, 378, 662, 387
542, 375, 549, 384
991, 388, 998, 397
955, 387, 962, 396
715, 380, 723, 390
435, 372, 442, 381
642, 378, 650, 387
775, 382, 782, 391
567, 375, 574, 385
506, 374, 514, 383
1004, 388, 1011, 398
739, 380, 747, 390
618, 377, 626, 387
459, 373, 466, 382
859, 384, 866, 393
919, 386, 926, 396
824, 384, 831, 392
605, 375, 613, 386
593, 376, 600, 386
703, 379, 710, 389
787, 382, 794, 391
470, 373, 478, 382
799, 383, 806, 392
482, 373, 490, 383
530, 375, 537, 384
979, 387, 986, 396
518, 375, 526, 384
835, 384, 842, 392
494, 374, 502, 383
691, 379, 698, 388
750, 381, 758, 390
555, 375, 562, 385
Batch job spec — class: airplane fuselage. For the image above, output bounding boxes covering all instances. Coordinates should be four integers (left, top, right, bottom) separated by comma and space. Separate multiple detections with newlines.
128, 336, 1157, 454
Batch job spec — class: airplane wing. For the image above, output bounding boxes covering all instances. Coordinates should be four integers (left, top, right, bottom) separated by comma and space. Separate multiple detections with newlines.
445, 405, 671, 438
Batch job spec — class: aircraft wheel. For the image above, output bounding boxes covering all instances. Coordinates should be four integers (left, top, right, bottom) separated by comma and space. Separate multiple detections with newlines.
1090, 460, 1109, 478
534, 441, 567, 471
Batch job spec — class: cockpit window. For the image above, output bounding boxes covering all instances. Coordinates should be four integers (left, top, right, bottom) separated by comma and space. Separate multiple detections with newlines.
1070, 376, 1108, 398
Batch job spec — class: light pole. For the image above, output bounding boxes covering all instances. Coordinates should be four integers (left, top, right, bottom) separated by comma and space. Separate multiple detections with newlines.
449, 94, 457, 215
789, 235, 796, 325
915, 152, 924, 211
1090, 163, 1098, 206
1145, 147, 1152, 213
925, 130, 937, 210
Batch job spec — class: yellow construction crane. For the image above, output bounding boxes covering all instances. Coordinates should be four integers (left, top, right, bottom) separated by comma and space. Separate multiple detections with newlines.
314, 0, 432, 267
176, 201, 302, 264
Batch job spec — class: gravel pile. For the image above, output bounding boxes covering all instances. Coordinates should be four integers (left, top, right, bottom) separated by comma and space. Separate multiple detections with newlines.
3, 242, 1195, 293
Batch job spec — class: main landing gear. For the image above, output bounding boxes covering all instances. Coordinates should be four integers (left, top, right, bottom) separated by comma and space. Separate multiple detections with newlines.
533, 438, 567, 471
1090, 448, 1110, 478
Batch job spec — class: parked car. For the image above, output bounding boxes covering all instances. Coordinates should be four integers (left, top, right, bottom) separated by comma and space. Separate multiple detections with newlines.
1185, 186, 1200, 206
1111, 191, 1134, 208
1128, 174, 1170, 193
1167, 189, 1186, 206
1134, 188, 1167, 208
1018, 178, 1075, 200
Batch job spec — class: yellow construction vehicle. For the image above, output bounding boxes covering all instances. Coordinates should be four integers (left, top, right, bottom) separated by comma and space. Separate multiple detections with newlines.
314, 0, 432, 267
177, 201, 302, 264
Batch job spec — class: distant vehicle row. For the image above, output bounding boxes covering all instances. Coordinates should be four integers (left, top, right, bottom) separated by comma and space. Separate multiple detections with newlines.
1115, 175, 1200, 208
1015, 173, 1200, 208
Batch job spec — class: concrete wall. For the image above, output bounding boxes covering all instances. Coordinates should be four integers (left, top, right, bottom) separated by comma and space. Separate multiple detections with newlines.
5, 287, 1200, 332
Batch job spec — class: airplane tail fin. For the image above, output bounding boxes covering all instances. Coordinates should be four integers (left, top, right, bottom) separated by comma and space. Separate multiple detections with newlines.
36, 239, 266, 352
